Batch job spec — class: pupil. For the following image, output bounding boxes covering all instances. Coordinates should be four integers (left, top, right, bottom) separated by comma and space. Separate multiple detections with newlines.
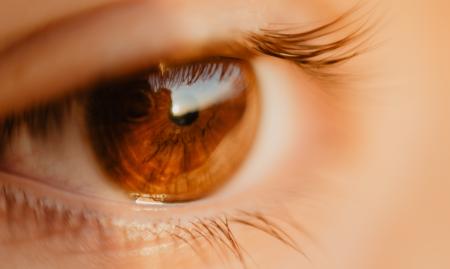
170, 110, 199, 126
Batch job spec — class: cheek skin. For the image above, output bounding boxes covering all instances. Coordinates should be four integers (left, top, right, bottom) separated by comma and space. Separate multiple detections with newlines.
302, 1, 450, 269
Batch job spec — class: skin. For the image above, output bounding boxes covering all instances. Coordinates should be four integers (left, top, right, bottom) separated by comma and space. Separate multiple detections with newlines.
0, 0, 450, 268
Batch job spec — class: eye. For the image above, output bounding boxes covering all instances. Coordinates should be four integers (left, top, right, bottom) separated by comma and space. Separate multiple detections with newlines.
0, 57, 259, 204
0, 2, 375, 266
85, 58, 258, 203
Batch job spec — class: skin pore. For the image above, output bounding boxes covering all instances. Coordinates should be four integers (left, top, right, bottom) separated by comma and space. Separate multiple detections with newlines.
0, 0, 450, 269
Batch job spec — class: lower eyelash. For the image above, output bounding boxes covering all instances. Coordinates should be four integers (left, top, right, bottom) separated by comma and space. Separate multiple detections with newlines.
0, 181, 307, 267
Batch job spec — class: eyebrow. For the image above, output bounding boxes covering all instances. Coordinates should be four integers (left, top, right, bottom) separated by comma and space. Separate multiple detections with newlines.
0, 1, 376, 116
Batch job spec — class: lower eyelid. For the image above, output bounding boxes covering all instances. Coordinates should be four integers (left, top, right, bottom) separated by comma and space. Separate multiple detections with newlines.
0, 171, 309, 267
0, 161, 316, 254
0, 0, 259, 116
0, 170, 229, 241
0, 171, 205, 258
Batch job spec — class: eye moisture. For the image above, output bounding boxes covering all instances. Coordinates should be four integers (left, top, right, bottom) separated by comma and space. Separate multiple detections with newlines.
86, 58, 259, 203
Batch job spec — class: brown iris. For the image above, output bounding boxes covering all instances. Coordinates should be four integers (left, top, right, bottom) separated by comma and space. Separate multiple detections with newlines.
86, 59, 258, 202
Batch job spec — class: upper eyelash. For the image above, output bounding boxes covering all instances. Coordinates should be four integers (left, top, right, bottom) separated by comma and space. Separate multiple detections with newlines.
247, 2, 379, 75
0, 96, 75, 156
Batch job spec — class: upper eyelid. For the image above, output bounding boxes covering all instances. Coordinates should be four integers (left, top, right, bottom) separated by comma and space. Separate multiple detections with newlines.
0, 0, 261, 116
0, 1, 375, 117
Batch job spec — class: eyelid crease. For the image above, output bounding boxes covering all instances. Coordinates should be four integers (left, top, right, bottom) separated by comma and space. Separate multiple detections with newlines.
0, 0, 149, 54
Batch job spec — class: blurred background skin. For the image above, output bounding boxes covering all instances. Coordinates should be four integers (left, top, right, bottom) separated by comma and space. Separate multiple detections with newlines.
0, 0, 449, 268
